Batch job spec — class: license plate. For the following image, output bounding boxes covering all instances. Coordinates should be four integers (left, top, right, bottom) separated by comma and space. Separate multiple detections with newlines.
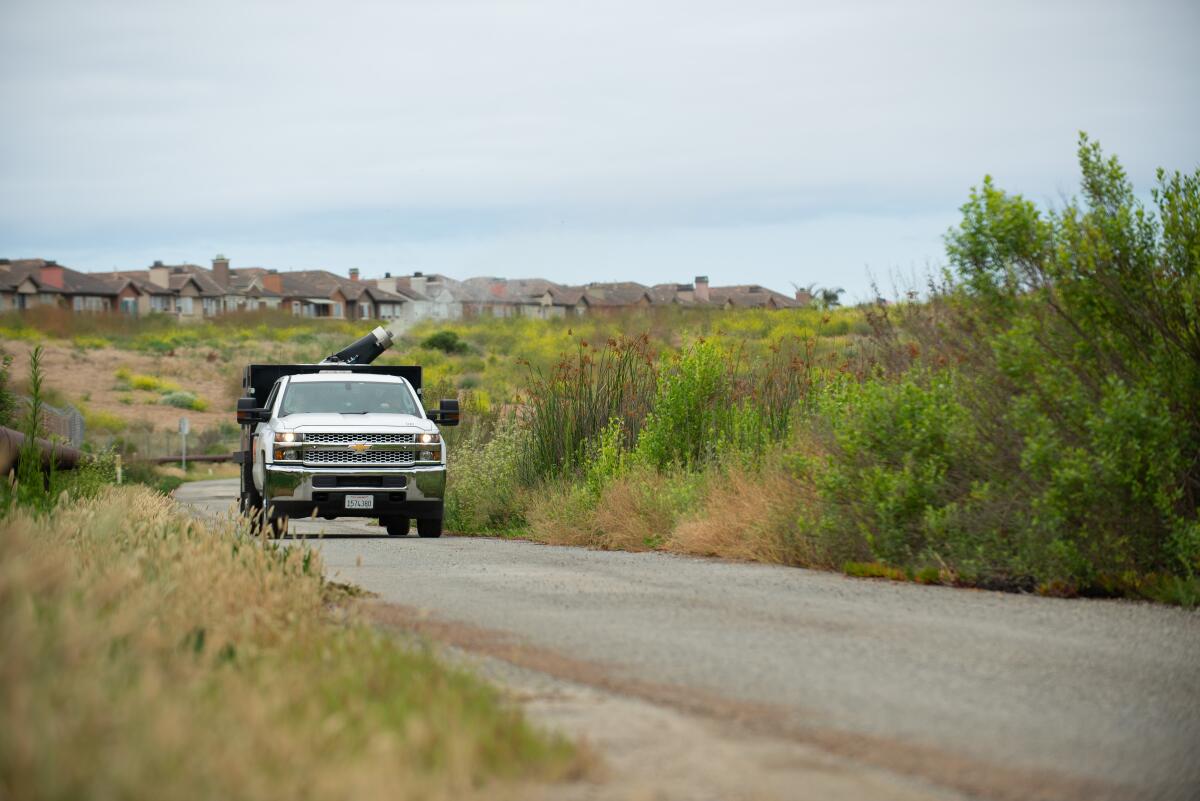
345, 494, 374, 510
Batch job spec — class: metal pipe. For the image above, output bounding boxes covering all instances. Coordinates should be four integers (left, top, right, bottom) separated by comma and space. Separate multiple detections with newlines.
142, 452, 239, 465
0, 425, 84, 476
320, 325, 396, 365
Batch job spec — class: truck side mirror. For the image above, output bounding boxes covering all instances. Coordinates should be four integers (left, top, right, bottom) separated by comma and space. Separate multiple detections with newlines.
236, 397, 270, 424
430, 398, 460, 426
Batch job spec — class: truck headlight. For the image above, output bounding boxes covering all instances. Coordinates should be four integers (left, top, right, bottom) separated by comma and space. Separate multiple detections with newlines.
418, 447, 442, 461
419, 432, 440, 444
272, 432, 304, 461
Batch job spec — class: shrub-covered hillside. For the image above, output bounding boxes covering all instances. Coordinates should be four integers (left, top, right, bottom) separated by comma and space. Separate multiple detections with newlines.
444, 136, 1200, 605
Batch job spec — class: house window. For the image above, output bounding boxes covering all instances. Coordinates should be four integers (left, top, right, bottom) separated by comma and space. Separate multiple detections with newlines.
150, 295, 171, 312
73, 296, 107, 312
203, 298, 219, 316
180, 296, 194, 315
120, 297, 137, 315
333, 303, 343, 318
359, 302, 371, 319
291, 301, 301, 315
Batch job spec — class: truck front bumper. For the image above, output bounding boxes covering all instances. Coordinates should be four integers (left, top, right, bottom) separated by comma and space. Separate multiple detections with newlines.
263, 464, 445, 520
264, 464, 446, 502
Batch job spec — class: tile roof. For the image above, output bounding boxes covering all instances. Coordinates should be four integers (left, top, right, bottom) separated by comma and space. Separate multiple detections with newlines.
5, 256, 805, 314
581, 281, 654, 306
0, 259, 119, 295
708, 285, 800, 309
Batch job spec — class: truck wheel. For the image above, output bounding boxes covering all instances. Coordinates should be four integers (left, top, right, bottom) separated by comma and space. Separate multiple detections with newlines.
416, 517, 442, 539
384, 517, 410, 537
239, 458, 263, 518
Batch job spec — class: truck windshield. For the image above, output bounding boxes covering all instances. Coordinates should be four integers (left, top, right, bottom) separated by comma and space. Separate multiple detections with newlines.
278, 381, 421, 417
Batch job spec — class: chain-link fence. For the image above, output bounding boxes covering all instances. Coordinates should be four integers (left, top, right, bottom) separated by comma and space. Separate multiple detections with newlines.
92, 427, 240, 460
25, 400, 86, 447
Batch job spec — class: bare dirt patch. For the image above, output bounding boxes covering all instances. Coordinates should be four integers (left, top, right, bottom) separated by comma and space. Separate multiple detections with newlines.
4, 341, 234, 431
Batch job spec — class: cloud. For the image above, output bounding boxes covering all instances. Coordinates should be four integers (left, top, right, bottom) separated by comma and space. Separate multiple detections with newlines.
1, 0, 1197, 295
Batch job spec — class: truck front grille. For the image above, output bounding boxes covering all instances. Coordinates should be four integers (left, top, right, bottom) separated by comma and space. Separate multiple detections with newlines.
305, 432, 417, 444
304, 450, 417, 466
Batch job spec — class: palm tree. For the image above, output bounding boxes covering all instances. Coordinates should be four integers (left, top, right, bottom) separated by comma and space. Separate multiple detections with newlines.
817, 287, 845, 308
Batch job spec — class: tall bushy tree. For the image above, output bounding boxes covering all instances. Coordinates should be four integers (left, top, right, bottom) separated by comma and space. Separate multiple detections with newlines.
817, 135, 1199, 589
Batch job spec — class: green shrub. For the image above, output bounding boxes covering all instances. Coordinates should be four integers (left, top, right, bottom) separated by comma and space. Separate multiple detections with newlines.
134, 374, 181, 393
805, 371, 999, 575
71, 335, 109, 350
635, 341, 732, 470
122, 461, 185, 494
817, 135, 1200, 596
161, 391, 209, 411
421, 330, 470, 355
584, 418, 627, 497
81, 405, 128, 433
444, 422, 527, 533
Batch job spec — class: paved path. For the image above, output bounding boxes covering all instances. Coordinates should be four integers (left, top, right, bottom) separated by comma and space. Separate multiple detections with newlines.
178, 479, 1200, 801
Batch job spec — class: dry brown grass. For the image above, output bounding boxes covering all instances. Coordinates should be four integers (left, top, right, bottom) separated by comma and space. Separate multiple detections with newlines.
524, 450, 833, 569
527, 469, 686, 552
0, 486, 579, 801
668, 463, 818, 565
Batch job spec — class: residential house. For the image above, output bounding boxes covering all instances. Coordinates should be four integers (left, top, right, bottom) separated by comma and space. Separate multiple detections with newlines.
453, 277, 585, 319
708, 284, 801, 310
577, 281, 655, 316
6, 254, 812, 321
651, 276, 806, 310
0, 259, 119, 312
367, 271, 469, 321
277, 268, 410, 321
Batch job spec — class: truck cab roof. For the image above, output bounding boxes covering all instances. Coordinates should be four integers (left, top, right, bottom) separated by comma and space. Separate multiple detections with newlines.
287, 372, 409, 384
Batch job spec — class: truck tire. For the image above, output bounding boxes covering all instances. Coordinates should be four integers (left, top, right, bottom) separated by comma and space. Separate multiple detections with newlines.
384, 517, 410, 536
416, 517, 442, 538
239, 457, 263, 519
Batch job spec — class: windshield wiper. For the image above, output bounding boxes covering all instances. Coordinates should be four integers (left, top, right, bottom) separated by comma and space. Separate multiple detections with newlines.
340, 410, 371, 414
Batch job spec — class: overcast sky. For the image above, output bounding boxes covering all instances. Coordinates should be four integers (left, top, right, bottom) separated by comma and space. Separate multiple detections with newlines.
2, 0, 1197, 300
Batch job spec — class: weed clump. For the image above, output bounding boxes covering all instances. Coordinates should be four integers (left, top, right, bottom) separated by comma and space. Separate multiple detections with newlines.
160, 391, 209, 411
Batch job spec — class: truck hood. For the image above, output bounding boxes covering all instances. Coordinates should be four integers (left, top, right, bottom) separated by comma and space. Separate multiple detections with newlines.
281, 413, 435, 432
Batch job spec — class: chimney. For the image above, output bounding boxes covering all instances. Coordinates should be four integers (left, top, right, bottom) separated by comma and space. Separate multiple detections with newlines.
794, 287, 813, 306
263, 269, 283, 294
375, 274, 398, 293
39, 260, 64, 289
149, 260, 169, 288
349, 267, 360, 282
410, 271, 427, 295
212, 254, 230, 288
694, 275, 709, 303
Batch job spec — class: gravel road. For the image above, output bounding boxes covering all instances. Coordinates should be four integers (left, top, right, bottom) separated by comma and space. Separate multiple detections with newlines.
179, 479, 1200, 801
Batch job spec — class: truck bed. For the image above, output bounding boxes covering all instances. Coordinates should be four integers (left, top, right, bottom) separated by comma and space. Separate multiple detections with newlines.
242, 364, 423, 405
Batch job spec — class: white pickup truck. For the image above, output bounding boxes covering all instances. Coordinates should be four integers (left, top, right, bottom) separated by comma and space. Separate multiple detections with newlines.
235, 327, 460, 537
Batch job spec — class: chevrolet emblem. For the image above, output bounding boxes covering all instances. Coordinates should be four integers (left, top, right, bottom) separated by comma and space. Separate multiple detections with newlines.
349, 442, 370, 453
